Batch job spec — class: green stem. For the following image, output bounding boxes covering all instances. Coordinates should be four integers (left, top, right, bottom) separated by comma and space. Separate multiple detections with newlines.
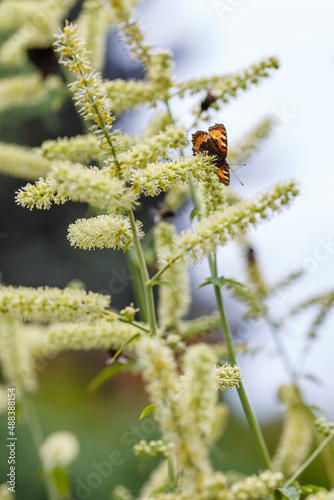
189, 182, 272, 468
284, 433, 334, 487
128, 209, 158, 336
208, 253, 272, 470
22, 395, 59, 500
117, 317, 150, 333
126, 250, 148, 323
147, 257, 178, 286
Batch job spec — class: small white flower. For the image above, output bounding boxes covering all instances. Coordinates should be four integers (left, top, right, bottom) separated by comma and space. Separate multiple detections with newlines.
40, 431, 79, 469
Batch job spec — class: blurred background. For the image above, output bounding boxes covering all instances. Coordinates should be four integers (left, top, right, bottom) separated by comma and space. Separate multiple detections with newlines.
0, 0, 334, 498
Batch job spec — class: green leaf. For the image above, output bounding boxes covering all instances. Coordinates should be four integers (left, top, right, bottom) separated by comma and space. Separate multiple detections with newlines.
224, 277, 247, 288
108, 333, 141, 365
52, 466, 70, 497
88, 360, 134, 393
196, 276, 246, 291
88, 333, 140, 392
139, 404, 158, 420
190, 207, 198, 221
196, 278, 214, 291
123, 240, 132, 253
154, 280, 177, 290
278, 483, 301, 500
208, 276, 228, 288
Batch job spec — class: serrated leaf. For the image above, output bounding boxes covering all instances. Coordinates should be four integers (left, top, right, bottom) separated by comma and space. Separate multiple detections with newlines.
88, 360, 134, 393
278, 483, 301, 500
155, 280, 177, 290
139, 404, 158, 420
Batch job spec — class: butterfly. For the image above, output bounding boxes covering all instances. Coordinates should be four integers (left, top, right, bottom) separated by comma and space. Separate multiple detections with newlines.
191, 123, 230, 185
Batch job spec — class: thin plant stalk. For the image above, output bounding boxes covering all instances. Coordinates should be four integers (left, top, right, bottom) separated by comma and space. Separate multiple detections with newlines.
188, 183, 272, 469
125, 250, 148, 323
128, 208, 158, 336
22, 395, 60, 500
208, 252, 272, 470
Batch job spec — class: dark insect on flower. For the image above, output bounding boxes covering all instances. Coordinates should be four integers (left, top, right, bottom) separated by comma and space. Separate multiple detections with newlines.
150, 206, 176, 224
200, 91, 217, 112
192, 123, 230, 185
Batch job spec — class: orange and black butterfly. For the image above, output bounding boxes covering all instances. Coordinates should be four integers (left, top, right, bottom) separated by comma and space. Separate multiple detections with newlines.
191, 123, 230, 186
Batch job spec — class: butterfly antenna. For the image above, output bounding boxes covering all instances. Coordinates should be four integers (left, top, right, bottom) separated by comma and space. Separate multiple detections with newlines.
229, 166, 244, 186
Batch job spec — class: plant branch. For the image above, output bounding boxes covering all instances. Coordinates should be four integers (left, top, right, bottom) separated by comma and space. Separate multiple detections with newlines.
208, 252, 273, 470
128, 209, 158, 336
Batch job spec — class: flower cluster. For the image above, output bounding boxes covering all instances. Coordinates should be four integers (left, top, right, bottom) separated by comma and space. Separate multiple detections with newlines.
40, 431, 80, 470
306, 490, 334, 500
272, 385, 313, 476
180, 344, 218, 438
15, 178, 67, 210
314, 418, 334, 437
216, 364, 243, 391
50, 162, 137, 213
175, 312, 222, 339
118, 125, 187, 176
220, 470, 284, 500
67, 214, 144, 250
137, 337, 213, 479
76, 0, 115, 70
0, 285, 110, 323
2, 3, 330, 499
0, 320, 54, 395
160, 180, 299, 267
0, 142, 51, 181
0, 73, 62, 114
49, 320, 140, 352
105, 78, 167, 115
39, 134, 100, 164
130, 156, 216, 197
178, 57, 279, 119
0, 0, 77, 66
53, 21, 116, 161
133, 439, 169, 458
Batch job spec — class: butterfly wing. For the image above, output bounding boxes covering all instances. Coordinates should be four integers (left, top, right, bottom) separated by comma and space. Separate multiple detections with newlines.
215, 166, 230, 186
208, 123, 228, 157
192, 130, 222, 157
208, 123, 230, 186
191, 124, 230, 186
